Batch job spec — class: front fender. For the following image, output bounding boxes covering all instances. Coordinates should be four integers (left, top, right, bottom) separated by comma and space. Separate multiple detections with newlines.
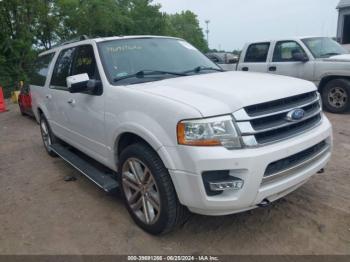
316, 62, 350, 83
107, 111, 178, 170
319, 71, 350, 80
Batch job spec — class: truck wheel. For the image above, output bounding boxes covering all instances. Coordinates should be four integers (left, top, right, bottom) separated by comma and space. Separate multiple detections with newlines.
118, 143, 189, 235
322, 79, 350, 113
39, 114, 58, 157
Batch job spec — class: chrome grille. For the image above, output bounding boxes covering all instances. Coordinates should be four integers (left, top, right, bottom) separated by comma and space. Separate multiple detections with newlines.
233, 91, 322, 147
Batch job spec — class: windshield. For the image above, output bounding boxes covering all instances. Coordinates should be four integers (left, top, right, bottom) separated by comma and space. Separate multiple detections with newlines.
98, 38, 220, 85
302, 37, 348, 58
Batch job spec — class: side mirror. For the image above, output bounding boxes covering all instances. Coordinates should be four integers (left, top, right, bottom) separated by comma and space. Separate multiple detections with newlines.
228, 58, 238, 64
67, 73, 102, 94
292, 52, 309, 62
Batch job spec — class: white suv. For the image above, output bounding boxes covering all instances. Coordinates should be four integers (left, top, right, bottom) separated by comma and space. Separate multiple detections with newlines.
30, 36, 332, 235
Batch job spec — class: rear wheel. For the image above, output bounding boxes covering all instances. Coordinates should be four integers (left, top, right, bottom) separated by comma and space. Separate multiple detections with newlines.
19, 105, 25, 116
40, 114, 58, 157
18, 99, 25, 116
118, 143, 189, 235
322, 79, 350, 113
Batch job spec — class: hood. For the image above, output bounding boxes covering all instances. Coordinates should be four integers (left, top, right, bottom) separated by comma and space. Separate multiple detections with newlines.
135, 71, 317, 117
324, 54, 350, 62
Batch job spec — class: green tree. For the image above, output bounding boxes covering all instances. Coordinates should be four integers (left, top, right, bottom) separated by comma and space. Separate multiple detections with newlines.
33, 0, 61, 49
56, 0, 167, 38
0, 0, 38, 96
0, 0, 209, 97
56, 0, 129, 38
166, 11, 208, 52
126, 0, 167, 35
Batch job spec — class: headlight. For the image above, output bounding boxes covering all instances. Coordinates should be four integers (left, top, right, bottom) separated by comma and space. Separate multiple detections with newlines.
177, 115, 241, 149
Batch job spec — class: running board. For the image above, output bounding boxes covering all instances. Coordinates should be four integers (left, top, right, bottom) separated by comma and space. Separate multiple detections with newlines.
50, 143, 119, 192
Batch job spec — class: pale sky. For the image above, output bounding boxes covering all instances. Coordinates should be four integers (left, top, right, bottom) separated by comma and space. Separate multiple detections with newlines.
154, 0, 341, 51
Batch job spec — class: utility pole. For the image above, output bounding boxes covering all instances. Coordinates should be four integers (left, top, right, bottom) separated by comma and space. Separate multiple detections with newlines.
205, 20, 210, 48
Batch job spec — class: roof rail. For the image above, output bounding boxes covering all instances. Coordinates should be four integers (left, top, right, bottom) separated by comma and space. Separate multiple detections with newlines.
53, 35, 90, 48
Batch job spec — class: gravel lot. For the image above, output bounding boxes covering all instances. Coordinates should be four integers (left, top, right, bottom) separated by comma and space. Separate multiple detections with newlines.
0, 102, 349, 255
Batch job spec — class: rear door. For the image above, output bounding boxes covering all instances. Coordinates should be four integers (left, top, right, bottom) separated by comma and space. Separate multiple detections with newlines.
29, 52, 55, 118
268, 40, 315, 81
49, 47, 77, 140
237, 42, 271, 73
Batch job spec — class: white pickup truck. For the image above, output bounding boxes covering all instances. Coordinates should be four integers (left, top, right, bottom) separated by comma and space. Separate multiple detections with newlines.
30, 36, 332, 235
237, 37, 350, 113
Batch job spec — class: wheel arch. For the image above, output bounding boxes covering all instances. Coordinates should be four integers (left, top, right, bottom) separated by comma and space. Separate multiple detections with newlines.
318, 75, 350, 94
35, 107, 44, 123
114, 131, 176, 171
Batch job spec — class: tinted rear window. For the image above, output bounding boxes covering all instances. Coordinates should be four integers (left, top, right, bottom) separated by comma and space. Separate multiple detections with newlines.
30, 53, 55, 86
244, 43, 270, 63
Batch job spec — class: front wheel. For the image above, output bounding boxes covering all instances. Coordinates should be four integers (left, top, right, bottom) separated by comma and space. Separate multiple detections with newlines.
118, 143, 188, 235
322, 79, 350, 113
40, 115, 58, 157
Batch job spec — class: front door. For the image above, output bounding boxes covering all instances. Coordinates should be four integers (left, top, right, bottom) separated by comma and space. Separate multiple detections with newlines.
268, 41, 315, 81
63, 45, 107, 162
49, 45, 107, 162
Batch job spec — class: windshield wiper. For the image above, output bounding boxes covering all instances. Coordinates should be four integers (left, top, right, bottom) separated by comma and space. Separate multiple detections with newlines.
113, 70, 187, 82
183, 66, 224, 75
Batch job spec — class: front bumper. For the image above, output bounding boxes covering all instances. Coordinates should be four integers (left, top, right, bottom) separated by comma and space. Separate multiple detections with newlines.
163, 115, 332, 216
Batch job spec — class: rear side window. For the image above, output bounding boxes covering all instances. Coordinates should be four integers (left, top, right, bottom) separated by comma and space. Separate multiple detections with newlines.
244, 43, 270, 63
51, 48, 76, 88
30, 53, 55, 86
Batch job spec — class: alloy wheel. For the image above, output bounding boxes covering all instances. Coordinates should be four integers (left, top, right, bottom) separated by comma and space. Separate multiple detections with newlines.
40, 120, 51, 149
122, 158, 161, 225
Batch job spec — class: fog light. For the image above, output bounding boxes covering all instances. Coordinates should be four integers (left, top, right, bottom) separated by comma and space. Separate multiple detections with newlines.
202, 170, 244, 196
209, 179, 244, 191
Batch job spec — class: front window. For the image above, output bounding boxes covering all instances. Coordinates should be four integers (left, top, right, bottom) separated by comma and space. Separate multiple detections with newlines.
273, 41, 307, 62
98, 38, 220, 85
302, 37, 348, 58
51, 48, 75, 88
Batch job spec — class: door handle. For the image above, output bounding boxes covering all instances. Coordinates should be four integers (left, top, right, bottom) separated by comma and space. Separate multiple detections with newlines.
45, 94, 52, 100
242, 67, 249, 71
269, 66, 277, 72
67, 98, 76, 105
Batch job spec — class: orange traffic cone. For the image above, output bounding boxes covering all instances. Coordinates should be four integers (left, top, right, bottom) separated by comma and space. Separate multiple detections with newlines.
0, 86, 8, 113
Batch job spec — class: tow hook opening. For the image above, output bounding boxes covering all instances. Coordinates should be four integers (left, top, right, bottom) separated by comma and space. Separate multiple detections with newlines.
257, 198, 271, 208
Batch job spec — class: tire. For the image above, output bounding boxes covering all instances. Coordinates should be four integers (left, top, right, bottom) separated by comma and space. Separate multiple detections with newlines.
18, 100, 25, 116
321, 79, 350, 113
118, 143, 189, 235
39, 114, 58, 157
19, 105, 25, 116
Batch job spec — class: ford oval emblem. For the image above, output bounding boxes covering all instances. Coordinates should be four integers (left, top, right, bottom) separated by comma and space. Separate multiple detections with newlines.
286, 109, 305, 122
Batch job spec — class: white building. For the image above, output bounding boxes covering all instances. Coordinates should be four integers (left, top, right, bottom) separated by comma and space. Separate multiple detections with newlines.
337, 0, 350, 45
